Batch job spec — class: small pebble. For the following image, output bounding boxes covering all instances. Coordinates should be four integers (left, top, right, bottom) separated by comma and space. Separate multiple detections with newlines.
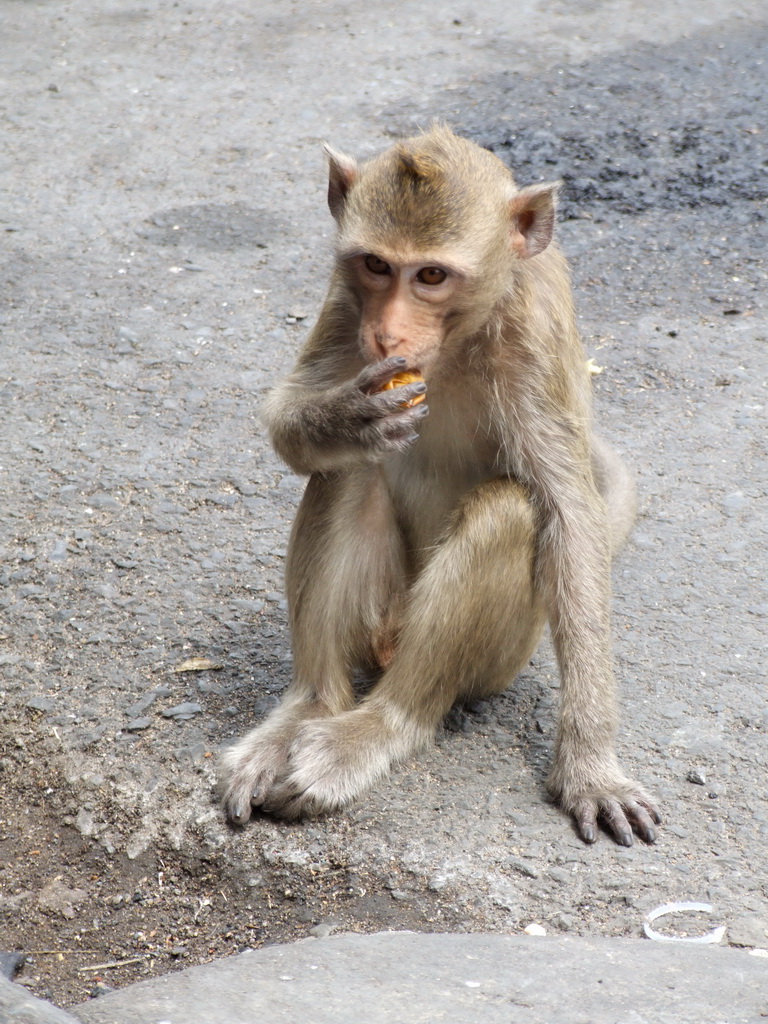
524, 923, 547, 936
0, 951, 24, 979
25, 695, 55, 713
309, 922, 336, 938
88, 492, 121, 509
231, 599, 266, 614
552, 912, 576, 932
506, 858, 540, 879
125, 717, 152, 731
90, 981, 117, 997
162, 702, 203, 719
728, 915, 768, 949
49, 538, 69, 562
548, 867, 572, 884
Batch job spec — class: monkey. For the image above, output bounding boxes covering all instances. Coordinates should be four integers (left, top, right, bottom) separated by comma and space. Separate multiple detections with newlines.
220, 124, 661, 846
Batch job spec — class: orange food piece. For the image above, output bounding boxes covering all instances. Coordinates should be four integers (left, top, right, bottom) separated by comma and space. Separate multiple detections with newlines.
380, 371, 425, 407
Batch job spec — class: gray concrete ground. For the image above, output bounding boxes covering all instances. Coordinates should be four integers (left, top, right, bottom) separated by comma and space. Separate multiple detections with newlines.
1, 0, 767, 1017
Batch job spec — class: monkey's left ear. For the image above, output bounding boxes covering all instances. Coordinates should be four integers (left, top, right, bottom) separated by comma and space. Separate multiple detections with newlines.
508, 181, 561, 259
324, 144, 359, 221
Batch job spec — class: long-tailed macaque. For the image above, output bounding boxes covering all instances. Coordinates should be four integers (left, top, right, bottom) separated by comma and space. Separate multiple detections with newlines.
221, 125, 661, 845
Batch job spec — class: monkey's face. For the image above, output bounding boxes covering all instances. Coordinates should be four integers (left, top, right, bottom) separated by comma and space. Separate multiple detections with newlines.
346, 249, 470, 374
326, 129, 560, 374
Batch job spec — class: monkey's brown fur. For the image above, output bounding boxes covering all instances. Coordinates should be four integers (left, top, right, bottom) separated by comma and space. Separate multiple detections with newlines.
220, 126, 660, 845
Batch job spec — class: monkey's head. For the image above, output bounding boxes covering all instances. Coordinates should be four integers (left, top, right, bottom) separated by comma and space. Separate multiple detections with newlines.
324, 126, 561, 373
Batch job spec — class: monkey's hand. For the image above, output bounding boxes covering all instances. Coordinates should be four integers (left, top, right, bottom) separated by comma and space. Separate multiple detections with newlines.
269, 356, 428, 474
549, 766, 662, 847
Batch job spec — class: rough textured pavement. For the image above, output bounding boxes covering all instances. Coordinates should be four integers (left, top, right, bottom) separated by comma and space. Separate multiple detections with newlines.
1, 0, 767, 1016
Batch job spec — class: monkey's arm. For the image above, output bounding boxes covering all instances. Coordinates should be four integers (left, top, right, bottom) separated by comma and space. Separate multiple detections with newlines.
517, 411, 660, 845
546, 501, 659, 844
263, 304, 427, 476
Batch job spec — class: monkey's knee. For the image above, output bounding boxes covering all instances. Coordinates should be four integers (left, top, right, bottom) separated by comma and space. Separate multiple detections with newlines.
463, 480, 545, 674
391, 478, 545, 704
452, 478, 539, 573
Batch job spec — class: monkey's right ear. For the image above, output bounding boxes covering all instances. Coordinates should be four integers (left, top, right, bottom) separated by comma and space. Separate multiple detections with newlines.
508, 181, 561, 259
324, 144, 359, 220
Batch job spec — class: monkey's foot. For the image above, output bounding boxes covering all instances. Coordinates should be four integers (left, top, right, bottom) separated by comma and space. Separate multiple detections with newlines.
263, 706, 421, 819
220, 705, 314, 825
553, 776, 662, 846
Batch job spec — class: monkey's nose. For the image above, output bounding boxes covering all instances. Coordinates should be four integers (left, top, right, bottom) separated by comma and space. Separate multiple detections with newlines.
375, 333, 409, 359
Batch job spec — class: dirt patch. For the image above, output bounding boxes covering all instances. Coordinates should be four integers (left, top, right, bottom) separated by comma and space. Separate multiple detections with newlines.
0, 734, 471, 1006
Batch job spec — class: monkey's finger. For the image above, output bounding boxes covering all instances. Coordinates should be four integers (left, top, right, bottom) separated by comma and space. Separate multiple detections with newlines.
372, 402, 429, 430
622, 798, 661, 843
372, 380, 428, 411
377, 403, 426, 430
630, 808, 658, 844
598, 797, 635, 847
375, 411, 428, 449
263, 780, 316, 820
355, 356, 408, 393
646, 799, 663, 825
573, 799, 599, 844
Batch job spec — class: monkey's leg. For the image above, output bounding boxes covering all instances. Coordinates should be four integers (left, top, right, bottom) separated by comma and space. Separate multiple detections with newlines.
220, 468, 405, 824
591, 435, 636, 557
264, 478, 547, 819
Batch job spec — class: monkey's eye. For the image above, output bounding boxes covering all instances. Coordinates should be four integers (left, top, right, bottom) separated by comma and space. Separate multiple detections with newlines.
417, 267, 447, 286
364, 254, 391, 275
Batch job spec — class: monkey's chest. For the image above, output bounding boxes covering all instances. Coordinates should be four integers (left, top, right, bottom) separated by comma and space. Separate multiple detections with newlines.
382, 448, 493, 557
381, 396, 511, 554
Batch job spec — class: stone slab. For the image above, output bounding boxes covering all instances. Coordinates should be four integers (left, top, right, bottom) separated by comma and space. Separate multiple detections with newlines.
0, 976, 83, 1024
73, 932, 768, 1024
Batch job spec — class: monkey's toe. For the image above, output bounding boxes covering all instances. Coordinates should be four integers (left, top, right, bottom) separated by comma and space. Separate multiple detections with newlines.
264, 770, 354, 821
264, 780, 336, 821
219, 734, 295, 825
226, 794, 254, 826
570, 783, 661, 846
223, 770, 289, 824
